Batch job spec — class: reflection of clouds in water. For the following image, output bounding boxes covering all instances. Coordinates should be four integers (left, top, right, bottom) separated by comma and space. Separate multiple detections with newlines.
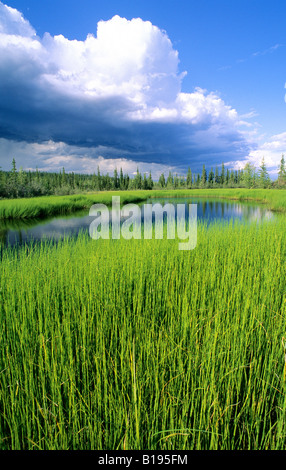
231, 204, 243, 216
3, 199, 279, 247
6, 213, 92, 245
228, 204, 274, 221
46, 215, 92, 229
209, 202, 274, 221
34, 215, 92, 236
247, 208, 274, 222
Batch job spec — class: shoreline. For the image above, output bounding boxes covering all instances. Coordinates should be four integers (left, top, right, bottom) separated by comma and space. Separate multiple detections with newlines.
0, 188, 285, 220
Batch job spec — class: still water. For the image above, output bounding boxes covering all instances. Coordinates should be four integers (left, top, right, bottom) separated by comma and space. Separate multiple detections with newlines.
0, 197, 278, 247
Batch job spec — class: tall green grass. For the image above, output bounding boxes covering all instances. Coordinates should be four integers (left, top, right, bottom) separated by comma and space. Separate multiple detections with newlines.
0, 217, 285, 450
167, 188, 286, 213
145, 188, 286, 213
0, 192, 147, 220
0, 188, 285, 220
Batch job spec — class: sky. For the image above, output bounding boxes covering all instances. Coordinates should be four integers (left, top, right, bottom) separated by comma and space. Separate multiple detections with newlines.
0, 0, 285, 178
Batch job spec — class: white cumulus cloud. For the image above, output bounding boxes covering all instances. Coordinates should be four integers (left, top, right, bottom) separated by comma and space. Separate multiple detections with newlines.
0, 2, 254, 173
0, 2, 36, 36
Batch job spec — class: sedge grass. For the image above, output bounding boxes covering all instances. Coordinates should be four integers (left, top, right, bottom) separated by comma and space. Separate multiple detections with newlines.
0, 192, 147, 220
0, 188, 286, 220
146, 188, 286, 213
0, 215, 285, 450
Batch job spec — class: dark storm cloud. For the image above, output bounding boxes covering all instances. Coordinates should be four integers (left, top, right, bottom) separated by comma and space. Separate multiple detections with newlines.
0, 2, 253, 173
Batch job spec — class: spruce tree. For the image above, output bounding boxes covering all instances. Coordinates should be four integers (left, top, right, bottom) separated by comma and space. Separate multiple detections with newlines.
214, 166, 219, 186
113, 168, 119, 189
201, 164, 207, 187
243, 163, 256, 188
119, 168, 124, 190
158, 173, 166, 188
166, 171, 174, 188
134, 168, 142, 189
9, 158, 18, 197
226, 168, 230, 186
230, 170, 235, 186
97, 166, 102, 190
186, 167, 192, 188
278, 154, 286, 186
221, 163, 225, 185
258, 157, 270, 188
147, 171, 153, 190
208, 168, 214, 186
174, 174, 179, 188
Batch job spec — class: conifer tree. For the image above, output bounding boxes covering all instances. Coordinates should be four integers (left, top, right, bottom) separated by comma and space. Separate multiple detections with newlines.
143, 173, 148, 190
134, 168, 142, 189
226, 168, 230, 186
186, 167, 192, 188
243, 163, 256, 188
221, 163, 225, 185
214, 166, 219, 185
158, 173, 166, 188
113, 168, 119, 189
278, 154, 286, 186
201, 164, 207, 187
166, 171, 174, 188
147, 171, 153, 189
258, 157, 270, 188
119, 168, 124, 190
208, 168, 214, 186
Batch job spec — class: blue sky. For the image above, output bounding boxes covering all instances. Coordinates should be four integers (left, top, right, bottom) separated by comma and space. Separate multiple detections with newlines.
0, 0, 285, 178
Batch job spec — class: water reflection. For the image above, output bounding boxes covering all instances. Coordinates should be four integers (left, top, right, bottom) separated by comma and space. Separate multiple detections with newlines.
0, 198, 278, 248
150, 198, 275, 225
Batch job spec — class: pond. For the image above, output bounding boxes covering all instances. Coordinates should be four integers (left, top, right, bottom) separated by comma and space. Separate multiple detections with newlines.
0, 197, 279, 248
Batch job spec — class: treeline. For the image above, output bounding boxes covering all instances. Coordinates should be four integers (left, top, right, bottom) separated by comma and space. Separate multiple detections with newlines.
0, 162, 154, 199
166, 156, 285, 189
0, 156, 285, 199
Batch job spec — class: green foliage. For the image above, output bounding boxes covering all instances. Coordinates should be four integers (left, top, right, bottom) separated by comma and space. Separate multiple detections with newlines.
0, 216, 285, 450
208, 167, 214, 186
258, 157, 271, 188
0, 192, 147, 220
200, 164, 207, 188
147, 171, 153, 190
221, 162, 225, 185
0, 188, 286, 221
186, 167, 192, 188
134, 168, 143, 190
0, 155, 283, 202
278, 154, 286, 187
215, 166, 219, 185
242, 162, 256, 188
158, 173, 166, 188
166, 171, 174, 188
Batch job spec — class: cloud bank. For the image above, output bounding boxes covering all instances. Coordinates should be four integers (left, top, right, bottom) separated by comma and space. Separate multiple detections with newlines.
0, 2, 255, 173
234, 131, 286, 175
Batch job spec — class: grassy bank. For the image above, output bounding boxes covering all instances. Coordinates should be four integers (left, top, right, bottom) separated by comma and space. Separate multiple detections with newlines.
0, 217, 285, 450
0, 192, 147, 220
0, 188, 285, 220
148, 188, 286, 213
